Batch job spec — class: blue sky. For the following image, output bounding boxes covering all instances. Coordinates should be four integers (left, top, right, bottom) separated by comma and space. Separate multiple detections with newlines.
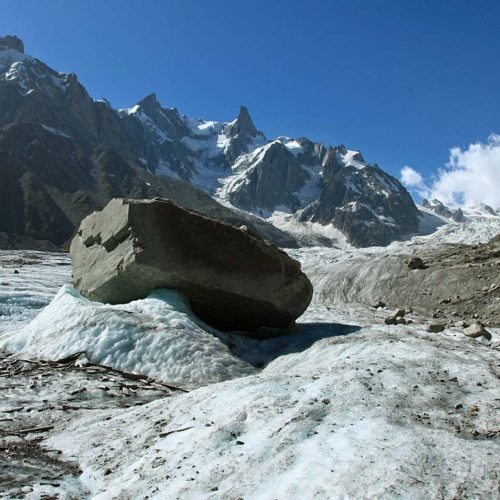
1, 0, 498, 183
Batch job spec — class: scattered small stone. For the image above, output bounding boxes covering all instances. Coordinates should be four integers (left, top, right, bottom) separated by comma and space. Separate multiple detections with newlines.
407, 257, 427, 270
468, 405, 479, 413
13, 269, 19, 275
427, 324, 445, 333
70, 387, 87, 396
235, 440, 245, 445
440, 298, 451, 304
463, 322, 492, 340
384, 308, 407, 325
372, 300, 386, 309
392, 309, 405, 318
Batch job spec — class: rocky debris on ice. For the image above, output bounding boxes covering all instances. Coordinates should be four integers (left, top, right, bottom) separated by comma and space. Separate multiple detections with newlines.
0, 232, 499, 497
70, 198, 313, 332
427, 323, 445, 333
406, 256, 427, 269
0, 348, 189, 498
384, 308, 409, 325
44, 323, 500, 499
463, 322, 492, 340
295, 230, 500, 327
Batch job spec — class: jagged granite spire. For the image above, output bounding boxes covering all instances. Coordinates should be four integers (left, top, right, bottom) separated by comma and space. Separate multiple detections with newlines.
225, 105, 260, 138
137, 93, 162, 114
452, 207, 464, 222
0, 35, 24, 53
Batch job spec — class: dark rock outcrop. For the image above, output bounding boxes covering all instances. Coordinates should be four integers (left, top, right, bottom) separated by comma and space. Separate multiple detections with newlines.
0, 35, 24, 53
452, 207, 464, 222
70, 198, 313, 332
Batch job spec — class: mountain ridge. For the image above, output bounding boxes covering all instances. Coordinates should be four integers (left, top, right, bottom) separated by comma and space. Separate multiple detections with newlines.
1, 35, 421, 247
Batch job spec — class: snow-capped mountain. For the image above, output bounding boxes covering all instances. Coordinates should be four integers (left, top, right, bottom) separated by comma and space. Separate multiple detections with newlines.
0, 36, 295, 248
1, 35, 420, 247
422, 198, 499, 222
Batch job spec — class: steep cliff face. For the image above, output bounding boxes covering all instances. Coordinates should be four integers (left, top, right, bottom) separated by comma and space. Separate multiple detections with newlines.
0, 35, 421, 248
301, 162, 419, 246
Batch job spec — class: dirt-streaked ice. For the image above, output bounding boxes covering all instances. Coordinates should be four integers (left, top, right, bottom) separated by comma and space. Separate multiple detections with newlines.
0, 217, 499, 498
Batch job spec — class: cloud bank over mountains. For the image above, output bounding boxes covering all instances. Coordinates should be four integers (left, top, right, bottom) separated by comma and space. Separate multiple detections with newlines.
401, 134, 500, 209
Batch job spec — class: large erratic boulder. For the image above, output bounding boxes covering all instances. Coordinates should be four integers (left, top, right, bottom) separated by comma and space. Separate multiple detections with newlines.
70, 198, 313, 332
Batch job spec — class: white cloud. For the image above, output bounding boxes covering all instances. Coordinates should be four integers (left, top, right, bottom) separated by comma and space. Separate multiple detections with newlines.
400, 134, 500, 209
400, 166, 424, 188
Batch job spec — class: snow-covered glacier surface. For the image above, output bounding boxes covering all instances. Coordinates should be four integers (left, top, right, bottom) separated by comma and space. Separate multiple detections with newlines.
0, 250, 71, 333
0, 284, 255, 386
0, 217, 499, 499
48, 323, 499, 499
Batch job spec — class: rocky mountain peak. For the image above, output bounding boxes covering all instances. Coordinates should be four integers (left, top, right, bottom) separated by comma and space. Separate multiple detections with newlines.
137, 93, 161, 114
479, 203, 496, 216
452, 207, 464, 222
0, 37, 425, 249
0, 35, 24, 53
226, 105, 260, 138
351, 151, 365, 163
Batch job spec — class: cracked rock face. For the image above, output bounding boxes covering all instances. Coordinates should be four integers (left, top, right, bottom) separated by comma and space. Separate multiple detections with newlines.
70, 198, 313, 332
